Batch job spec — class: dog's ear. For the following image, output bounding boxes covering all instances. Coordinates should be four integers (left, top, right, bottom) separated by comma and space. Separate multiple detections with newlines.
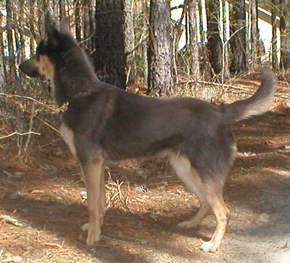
44, 12, 60, 47
59, 17, 70, 35
59, 16, 78, 43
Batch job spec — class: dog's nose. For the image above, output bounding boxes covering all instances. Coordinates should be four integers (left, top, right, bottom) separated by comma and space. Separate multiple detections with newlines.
19, 62, 24, 71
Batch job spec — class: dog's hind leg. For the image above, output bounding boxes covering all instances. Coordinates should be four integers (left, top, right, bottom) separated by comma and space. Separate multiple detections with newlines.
200, 182, 229, 252
170, 155, 210, 229
170, 154, 229, 252
80, 157, 106, 246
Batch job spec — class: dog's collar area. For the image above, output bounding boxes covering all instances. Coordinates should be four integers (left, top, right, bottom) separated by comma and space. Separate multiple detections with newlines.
56, 89, 92, 112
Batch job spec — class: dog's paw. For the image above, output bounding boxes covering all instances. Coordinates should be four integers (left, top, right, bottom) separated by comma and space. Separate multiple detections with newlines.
81, 223, 89, 231
200, 241, 218, 252
86, 231, 101, 246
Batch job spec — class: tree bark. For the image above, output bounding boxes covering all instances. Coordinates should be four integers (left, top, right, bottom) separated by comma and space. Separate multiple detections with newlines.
0, 13, 4, 88
124, 0, 135, 85
83, 0, 95, 53
249, 0, 258, 66
272, 0, 279, 70
74, 0, 81, 42
6, 0, 16, 85
94, 0, 126, 89
280, 0, 290, 69
230, 0, 248, 74
220, 0, 230, 79
188, 0, 200, 80
206, 0, 223, 75
148, 0, 173, 96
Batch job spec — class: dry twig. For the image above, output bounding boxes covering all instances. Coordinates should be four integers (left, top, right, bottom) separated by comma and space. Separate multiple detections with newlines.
0, 131, 41, 140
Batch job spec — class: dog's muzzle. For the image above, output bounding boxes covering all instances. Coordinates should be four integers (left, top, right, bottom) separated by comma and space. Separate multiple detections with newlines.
19, 57, 41, 78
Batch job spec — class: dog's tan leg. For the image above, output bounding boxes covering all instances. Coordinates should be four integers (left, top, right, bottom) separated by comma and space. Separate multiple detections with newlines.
170, 155, 210, 228
170, 154, 229, 252
99, 166, 106, 225
200, 185, 229, 252
178, 201, 210, 229
81, 157, 106, 246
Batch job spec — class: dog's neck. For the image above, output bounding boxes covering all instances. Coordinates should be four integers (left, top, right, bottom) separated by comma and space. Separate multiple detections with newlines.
53, 47, 99, 107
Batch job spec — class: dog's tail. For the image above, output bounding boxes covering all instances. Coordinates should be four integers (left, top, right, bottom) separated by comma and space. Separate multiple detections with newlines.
221, 68, 276, 124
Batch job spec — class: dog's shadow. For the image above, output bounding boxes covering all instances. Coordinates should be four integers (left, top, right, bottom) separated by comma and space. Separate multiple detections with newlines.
1, 193, 210, 262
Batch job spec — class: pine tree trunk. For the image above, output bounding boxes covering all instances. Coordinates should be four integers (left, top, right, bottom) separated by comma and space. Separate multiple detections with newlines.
188, 0, 200, 80
198, 0, 211, 80
83, 0, 95, 53
206, 0, 222, 75
29, 0, 35, 57
220, 0, 230, 79
272, 0, 279, 70
148, 0, 173, 96
59, 0, 66, 19
280, 0, 290, 69
124, 0, 135, 84
0, 13, 6, 89
249, 0, 258, 67
94, 0, 126, 89
74, 0, 81, 42
230, 0, 247, 74
0, 12, 4, 87
6, 0, 16, 86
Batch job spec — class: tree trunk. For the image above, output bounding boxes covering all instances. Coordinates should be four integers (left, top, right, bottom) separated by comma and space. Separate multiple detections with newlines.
198, 0, 211, 80
0, 12, 4, 87
94, 0, 126, 89
148, 0, 173, 96
123, 0, 135, 85
220, 0, 230, 79
206, 0, 223, 75
59, 0, 66, 19
29, 0, 35, 57
249, 0, 258, 67
280, 0, 290, 70
272, 0, 279, 70
229, 0, 247, 74
74, 0, 81, 42
188, 0, 200, 80
83, 0, 95, 53
6, 0, 16, 86
172, 1, 188, 82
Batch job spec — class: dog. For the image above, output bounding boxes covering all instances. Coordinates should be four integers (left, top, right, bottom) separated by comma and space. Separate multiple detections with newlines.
19, 13, 276, 252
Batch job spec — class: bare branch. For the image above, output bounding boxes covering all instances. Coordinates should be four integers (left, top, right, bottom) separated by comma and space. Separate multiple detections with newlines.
0, 131, 41, 140
0, 93, 56, 112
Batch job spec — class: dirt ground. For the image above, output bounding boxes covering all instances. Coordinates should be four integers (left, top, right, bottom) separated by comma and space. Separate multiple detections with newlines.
1, 75, 290, 263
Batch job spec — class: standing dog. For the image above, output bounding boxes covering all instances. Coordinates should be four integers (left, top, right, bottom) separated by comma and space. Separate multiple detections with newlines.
19, 13, 276, 252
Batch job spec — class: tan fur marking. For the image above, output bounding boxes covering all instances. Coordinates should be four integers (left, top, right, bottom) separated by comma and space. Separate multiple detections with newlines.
170, 155, 205, 196
201, 179, 229, 252
170, 154, 229, 252
81, 158, 106, 246
170, 155, 211, 228
60, 123, 77, 156
35, 55, 55, 95
36, 55, 54, 80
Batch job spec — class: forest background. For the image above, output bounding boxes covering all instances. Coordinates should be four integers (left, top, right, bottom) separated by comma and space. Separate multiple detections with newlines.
0, 0, 289, 158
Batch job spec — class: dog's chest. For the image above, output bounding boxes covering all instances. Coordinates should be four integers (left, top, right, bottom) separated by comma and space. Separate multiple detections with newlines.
59, 123, 77, 156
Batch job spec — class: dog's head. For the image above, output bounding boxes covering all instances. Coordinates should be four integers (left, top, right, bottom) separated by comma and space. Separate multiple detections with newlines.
19, 12, 76, 81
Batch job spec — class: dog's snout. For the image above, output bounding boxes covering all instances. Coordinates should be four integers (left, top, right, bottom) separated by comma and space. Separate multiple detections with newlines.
19, 57, 40, 78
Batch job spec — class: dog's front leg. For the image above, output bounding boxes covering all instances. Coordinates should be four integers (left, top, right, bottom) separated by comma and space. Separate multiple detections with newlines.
80, 157, 105, 246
